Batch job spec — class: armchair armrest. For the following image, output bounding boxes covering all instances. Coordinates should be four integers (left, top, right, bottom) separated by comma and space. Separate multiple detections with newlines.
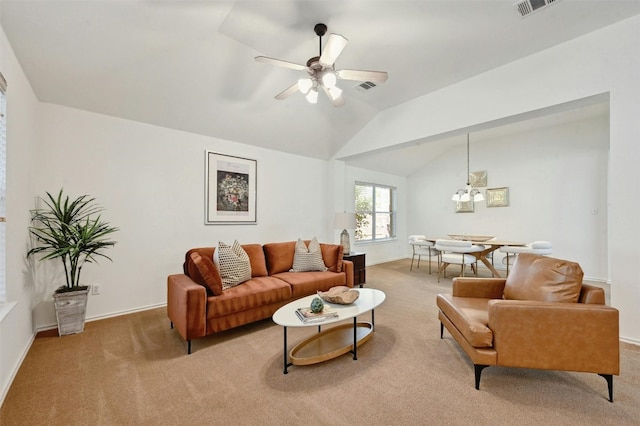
167, 274, 207, 341
488, 300, 619, 374
452, 277, 506, 298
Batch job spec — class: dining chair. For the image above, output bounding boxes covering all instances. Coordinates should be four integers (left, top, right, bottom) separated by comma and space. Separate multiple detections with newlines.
499, 241, 553, 275
408, 235, 440, 273
434, 239, 484, 282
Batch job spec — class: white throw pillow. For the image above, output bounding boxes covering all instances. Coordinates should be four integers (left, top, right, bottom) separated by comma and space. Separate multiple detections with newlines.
216, 240, 252, 289
290, 237, 328, 272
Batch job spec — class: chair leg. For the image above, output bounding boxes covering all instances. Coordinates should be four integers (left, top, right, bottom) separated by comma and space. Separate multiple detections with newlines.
410, 254, 415, 271
428, 251, 432, 274
599, 374, 614, 402
437, 262, 447, 282
417, 254, 421, 269
474, 364, 489, 390
461, 264, 465, 277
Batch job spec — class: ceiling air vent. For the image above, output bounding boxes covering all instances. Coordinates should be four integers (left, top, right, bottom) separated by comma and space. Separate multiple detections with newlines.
514, 0, 560, 18
354, 81, 377, 93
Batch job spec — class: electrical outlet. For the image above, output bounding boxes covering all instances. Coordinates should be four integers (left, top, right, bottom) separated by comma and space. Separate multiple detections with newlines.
91, 284, 101, 295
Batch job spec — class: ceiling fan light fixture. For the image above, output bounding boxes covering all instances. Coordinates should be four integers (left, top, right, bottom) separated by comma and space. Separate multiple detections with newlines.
298, 78, 313, 94
321, 71, 337, 88
306, 88, 319, 104
255, 23, 388, 107
328, 86, 342, 100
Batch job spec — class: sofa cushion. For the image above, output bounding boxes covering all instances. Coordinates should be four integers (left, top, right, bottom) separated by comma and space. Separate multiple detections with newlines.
263, 241, 296, 275
274, 271, 347, 299
504, 253, 583, 303
291, 237, 328, 272
241, 243, 268, 277
186, 251, 223, 296
436, 294, 493, 348
320, 243, 344, 273
216, 240, 252, 290
207, 276, 292, 317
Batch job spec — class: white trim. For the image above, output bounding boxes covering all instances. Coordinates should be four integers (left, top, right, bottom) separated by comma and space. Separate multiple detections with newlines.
33, 302, 167, 333
0, 301, 16, 323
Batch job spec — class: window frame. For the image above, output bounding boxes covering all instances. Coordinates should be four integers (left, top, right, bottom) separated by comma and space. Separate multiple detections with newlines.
354, 181, 397, 243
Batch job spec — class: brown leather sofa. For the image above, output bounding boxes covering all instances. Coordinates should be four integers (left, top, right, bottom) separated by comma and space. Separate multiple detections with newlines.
436, 253, 619, 401
167, 241, 354, 353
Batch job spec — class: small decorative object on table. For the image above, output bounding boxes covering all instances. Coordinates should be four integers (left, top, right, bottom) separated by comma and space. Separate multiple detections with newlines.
318, 286, 360, 305
310, 296, 324, 313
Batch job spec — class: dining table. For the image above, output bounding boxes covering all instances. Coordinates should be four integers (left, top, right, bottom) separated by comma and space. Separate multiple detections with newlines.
424, 237, 525, 278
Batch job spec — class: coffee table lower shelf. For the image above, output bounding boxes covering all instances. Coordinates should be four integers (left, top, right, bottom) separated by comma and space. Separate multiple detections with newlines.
289, 322, 374, 366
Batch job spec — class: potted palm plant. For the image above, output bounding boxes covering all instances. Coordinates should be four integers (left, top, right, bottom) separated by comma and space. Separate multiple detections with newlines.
27, 189, 118, 335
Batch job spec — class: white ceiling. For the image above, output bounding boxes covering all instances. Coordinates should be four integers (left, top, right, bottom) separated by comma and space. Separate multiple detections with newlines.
1, 0, 638, 166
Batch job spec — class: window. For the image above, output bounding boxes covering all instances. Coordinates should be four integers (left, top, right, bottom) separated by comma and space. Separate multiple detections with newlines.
0, 72, 6, 303
354, 182, 396, 242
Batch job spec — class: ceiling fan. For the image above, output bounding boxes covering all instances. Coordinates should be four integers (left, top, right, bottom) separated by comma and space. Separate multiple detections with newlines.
255, 23, 388, 107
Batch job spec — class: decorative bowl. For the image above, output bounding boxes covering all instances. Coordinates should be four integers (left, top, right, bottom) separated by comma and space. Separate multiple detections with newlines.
448, 234, 495, 242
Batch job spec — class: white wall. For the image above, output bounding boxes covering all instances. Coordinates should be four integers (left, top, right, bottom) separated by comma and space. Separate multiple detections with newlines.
407, 106, 609, 281
338, 16, 640, 344
0, 25, 40, 404
32, 104, 334, 326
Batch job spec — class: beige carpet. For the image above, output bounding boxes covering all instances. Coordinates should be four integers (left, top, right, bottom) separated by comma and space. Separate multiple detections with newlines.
2, 260, 639, 425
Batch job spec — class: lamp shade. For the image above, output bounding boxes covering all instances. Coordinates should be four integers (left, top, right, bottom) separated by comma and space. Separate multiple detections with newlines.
334, 212, 356, 229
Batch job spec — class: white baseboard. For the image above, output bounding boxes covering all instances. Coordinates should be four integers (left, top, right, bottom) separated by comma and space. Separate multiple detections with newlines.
34, 302, 167, 334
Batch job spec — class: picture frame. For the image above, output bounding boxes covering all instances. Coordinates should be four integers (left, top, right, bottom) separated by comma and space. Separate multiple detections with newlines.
205, 151, 257, 224
455, 199, 474, 213
469, 170, 488, 187
486, 187, 509, 207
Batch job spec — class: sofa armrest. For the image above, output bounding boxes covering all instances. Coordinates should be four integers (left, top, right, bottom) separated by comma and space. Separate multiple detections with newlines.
488, 300, 619, 374
452, 277, 506, 298
341, 260, 354, 288
167, 274, 207, 341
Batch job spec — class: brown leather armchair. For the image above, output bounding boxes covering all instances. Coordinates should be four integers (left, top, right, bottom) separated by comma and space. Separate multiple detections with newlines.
436, 253, 620, 401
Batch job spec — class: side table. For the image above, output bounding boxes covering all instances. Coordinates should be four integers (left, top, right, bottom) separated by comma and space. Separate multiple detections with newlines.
343, 252, 366, 288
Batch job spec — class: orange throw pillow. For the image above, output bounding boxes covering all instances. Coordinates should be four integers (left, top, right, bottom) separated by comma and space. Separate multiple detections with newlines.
187, 252, 223, 296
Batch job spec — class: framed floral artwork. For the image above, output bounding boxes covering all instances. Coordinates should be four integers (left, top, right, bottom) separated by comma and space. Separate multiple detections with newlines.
205, 151, 257, 224
486, 187, 509, 207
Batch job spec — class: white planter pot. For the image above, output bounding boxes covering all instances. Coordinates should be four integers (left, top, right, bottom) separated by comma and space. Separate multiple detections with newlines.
53, 287, 89, 336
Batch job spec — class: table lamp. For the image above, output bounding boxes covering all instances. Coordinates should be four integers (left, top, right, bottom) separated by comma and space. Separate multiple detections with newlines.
334, 212, 357, 254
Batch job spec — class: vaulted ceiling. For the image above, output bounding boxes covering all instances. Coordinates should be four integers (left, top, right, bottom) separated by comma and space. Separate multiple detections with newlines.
1, 0, 638, 165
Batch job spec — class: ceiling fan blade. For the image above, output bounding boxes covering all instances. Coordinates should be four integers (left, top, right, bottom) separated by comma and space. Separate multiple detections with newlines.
319, 34, 348, 67
274, 82, 299, 100
337, 69, 388, 83
321, 86, 345, 108
255, 56, 306, 71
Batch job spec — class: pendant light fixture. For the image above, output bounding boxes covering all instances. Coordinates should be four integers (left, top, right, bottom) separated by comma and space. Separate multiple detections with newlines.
452, 134, 484, 202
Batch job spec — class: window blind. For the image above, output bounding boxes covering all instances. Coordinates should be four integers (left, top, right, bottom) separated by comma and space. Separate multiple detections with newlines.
0, 72, 7, 303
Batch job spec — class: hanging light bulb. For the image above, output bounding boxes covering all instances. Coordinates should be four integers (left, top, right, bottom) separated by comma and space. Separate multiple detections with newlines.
298, 78, 313, 94
322, 71, 337, 88
327, 86, 342, 100
452, 134, 484, 203
305, 88, 319, 104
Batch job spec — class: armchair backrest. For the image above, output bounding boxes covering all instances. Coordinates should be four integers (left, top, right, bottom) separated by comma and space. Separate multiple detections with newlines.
504, 253, 584, 303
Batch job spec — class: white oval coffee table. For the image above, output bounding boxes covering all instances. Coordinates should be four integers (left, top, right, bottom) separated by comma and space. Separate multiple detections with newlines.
272, 288, 386, 374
